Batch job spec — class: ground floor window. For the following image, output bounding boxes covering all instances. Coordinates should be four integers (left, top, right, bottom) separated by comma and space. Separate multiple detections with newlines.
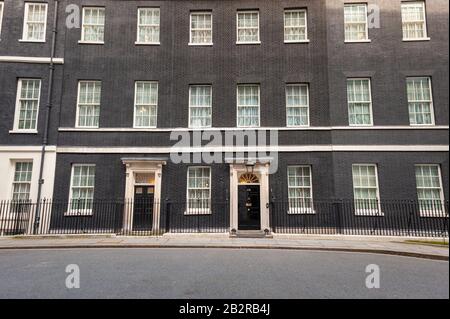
12, 162, 33, 201
352, 164, 381, 215
186, 167, 211, 214
287, 166, 313, 214
68, 164, 96, 215
415, 165, 445, 217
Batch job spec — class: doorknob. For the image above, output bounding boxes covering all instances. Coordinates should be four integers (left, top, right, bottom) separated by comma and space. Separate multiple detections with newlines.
266, 203, 269, 208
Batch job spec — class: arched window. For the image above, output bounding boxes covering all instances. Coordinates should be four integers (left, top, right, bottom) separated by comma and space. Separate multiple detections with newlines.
239, 173, 260, 184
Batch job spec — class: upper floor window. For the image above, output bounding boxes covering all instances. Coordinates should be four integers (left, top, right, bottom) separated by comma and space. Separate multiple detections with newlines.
344, 3, 369, 42
137, 7, 160, 44
415, 165, 445, 217
21, 2, 47, 42
186, 167, 211, 214
0, 2, 4, 38
68, 164, 95, 215
237, 85, 260, 127
237, 11, 260, 44
11, 162, 33, 201
80, 7, 105, 44
406, 77, 434, 125
347, 78, 373, 126
286, 84, 309, 127
352, 164, 381, 216
76, 81, 101, 128
134, 81, 158, 128
284, 9, 308, 43
287, 166, 314, 214
13, 79, 41, 132
189, 85, 212, 128
190, 12, 213, 45
401, 1, 429, 41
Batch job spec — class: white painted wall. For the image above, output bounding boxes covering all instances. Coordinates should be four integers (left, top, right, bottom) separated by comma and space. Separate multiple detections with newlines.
0, 146, 57, 200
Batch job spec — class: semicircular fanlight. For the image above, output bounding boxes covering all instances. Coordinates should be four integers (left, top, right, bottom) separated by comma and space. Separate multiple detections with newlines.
239, 173, 260, 184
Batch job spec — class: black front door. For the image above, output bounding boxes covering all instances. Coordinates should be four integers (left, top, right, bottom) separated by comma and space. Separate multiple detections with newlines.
238, 185, 261, 230
133, 186, 154, 231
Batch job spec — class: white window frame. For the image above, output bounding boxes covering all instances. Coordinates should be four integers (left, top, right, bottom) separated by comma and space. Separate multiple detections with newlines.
10, 161, 33, 201
344, 3, 370, 43
12, 78, 41, 133
189, 85, 213, 128
286, 84, 310, 127
236, 84, 261, 128
186, 166, 211, 215
0, 2, 4, 39
20, 2, 48, 42
75, 81, 102, 129
401, 1, 430, 41
236, 10, 261, 44
136, 7, 160, 45
347, 78, 374, 126
284, 9, 309, 43
67, 164, 96, 216
79, 7, 105, 44
415, 164, 446, 217
133, 81, 158, 128
352, 164, 383, 216
287, 166, 315, 215
189, 11, 213, 46
406, 77, 435, 126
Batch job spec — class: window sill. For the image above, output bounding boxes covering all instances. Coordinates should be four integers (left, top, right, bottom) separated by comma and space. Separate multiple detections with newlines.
354, 210, 385, 217
133, 126, 157, 129
286, 125, 310, 128
403, 37, 431, 42
284, 39, 310, 44
236, 41, 261, 45
9, 130, 38, 134
344, 39, 371, 43
188, 43, 213, 46
135, 41, 160, 46
78, 40, 104, 45
64, 210, 93, 217
410, 123, 435, 127
287, 209, 316, 215
18, 39, 46, 43
184, 209, 212, 216
348, 124, 374, 128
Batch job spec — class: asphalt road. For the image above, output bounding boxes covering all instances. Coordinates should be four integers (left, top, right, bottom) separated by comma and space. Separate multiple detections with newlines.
0, 248, 447, 299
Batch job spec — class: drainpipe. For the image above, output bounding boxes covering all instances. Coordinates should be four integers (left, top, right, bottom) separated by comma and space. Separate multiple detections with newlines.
33, 0, 59, 234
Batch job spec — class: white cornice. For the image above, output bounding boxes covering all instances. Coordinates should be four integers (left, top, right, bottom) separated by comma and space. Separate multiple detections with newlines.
56, 145, 449, 154
0, 56, 64, 64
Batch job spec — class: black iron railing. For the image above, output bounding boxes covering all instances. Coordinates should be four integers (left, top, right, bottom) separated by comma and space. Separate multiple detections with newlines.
0, 199, 448, 238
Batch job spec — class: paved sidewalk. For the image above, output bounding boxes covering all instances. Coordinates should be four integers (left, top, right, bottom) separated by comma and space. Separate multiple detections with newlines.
0, 234, 448, 260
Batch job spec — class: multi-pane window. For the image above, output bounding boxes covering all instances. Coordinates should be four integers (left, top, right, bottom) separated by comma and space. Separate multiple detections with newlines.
406, 77, 434, 125
352, 164, 381, 215
76, 81, 101, 128
401, 1, 428, 40
137, 8, 160, 44
190, 12, 213, 45
237, 85, 260, 127
286, 84, 309, 127
237, 11, 260, 43
347, 78, 373, 126
284, 9, 308, 42
415, 165, 445, 217
81, 7, 105, 43
22, 2, 47, 41
14, 79, 41, 131
11, 162, 33, 201
344, 4, 368, 42
134, 81, 158, 128
0, 2, 4, 38
189, 85, 212, 128
69, 165, 95, 214
287, 166, 313, 214
187, 167, 211, 214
